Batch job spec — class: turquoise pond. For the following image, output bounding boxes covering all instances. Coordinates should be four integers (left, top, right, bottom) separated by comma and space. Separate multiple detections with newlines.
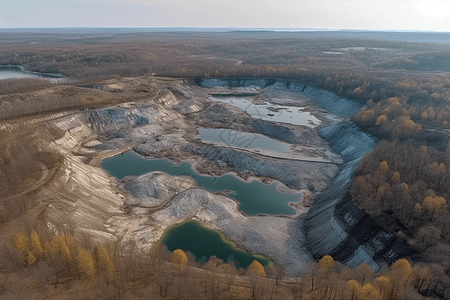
101, 151, 300, 215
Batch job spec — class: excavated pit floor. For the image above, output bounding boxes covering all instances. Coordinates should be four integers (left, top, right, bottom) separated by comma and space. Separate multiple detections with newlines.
1, 77, 359, 275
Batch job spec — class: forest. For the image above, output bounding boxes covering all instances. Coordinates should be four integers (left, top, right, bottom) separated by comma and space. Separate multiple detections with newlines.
0, 222, 441, 299
2, 31, 450, 299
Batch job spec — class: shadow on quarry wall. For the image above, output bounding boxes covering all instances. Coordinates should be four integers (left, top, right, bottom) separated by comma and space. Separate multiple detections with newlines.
308, 122, 419, 271
196, 78, 420, 270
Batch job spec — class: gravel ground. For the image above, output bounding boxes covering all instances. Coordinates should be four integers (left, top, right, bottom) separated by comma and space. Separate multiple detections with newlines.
121, 171, 196, 208
82, 79, 345, 275
134, 188, 311, 276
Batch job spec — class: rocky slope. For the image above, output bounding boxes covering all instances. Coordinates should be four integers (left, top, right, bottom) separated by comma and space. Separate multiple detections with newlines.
194, 78, 420, 270
1, 76, 419, 275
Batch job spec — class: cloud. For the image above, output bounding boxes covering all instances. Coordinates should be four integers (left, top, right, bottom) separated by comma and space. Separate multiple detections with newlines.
3, 0, 450, 30
414, 0, 450, 19
82, 0, 240, 7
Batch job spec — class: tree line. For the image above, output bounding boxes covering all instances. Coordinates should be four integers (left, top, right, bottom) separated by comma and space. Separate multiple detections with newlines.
0, 77, 53, 95
3, 32, 450, 298
0, 225, 445, 300
3, 35, 450, 129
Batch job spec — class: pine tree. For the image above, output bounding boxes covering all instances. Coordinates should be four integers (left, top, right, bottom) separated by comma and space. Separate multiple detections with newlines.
392, 258, 413, 290
94, 244, 115, 280
14, 232, 36, 266
14, 232, 29, 256
374, 275, 391, 297
170, 249, 188, 270
77, 247, 96, 280
65, 234, 77, 252
29, 231, 43, 258
52, 235, 72, 262
319, 255, 335, 278
346, 279, 361, 300
247, 260, 266, 278
379, 161, 389, 172
26, 252, 37, 266
359, 283, 381, 299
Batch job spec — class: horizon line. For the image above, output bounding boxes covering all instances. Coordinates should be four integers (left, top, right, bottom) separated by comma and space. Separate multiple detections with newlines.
1, 27, 450, 33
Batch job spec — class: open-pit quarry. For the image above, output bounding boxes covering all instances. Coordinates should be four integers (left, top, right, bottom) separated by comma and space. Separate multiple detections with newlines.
0, 76, 418, 275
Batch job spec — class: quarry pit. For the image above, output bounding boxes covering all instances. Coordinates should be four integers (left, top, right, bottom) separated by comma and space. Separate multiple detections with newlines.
0, 76, 417, 275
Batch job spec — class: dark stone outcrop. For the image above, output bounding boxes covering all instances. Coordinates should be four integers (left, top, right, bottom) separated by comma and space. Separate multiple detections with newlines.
305, 122, 419, 270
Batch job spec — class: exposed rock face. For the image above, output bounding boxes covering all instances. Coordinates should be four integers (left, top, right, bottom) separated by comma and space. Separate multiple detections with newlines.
195, 78, 420, 270
41, 113, 135, 244
243, 118, 318, 145
7, 76, 419, 275
184, 143, 338, 191
121, 172, 196, 208
196, 78, 362, 117
86, 104, 179, 137
305, 122, 419, 271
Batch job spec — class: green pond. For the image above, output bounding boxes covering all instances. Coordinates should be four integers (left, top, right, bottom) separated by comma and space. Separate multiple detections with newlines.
161, 219, 272, 268
101, 151, 299, 215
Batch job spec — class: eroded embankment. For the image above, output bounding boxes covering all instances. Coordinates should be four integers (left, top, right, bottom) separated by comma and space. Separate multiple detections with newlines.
3, 76, 420, 275
74, 78, 342, 274
305, 122, 419, 271
197, 78, 420, 270
196, 78, 362, 117
81, 94, 316, 274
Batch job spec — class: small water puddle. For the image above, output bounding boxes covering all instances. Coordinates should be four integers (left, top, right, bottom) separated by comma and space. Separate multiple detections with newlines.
210, 95, 321, 127
101, 151, 299, 215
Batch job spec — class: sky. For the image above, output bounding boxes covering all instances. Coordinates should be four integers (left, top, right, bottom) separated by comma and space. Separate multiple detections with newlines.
1, 0, 450, 31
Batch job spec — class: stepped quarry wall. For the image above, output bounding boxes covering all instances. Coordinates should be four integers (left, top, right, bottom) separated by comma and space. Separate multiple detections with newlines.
196, 78, 419, 270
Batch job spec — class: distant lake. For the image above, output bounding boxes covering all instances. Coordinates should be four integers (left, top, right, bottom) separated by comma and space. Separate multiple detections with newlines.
0, 66, 63, 81
161, 218, 272, 268
1, 29, 450, 45
101, 151, 300, 215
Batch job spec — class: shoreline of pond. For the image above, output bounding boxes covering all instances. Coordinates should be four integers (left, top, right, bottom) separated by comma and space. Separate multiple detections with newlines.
101, 149, 309, 217
0, 65, 66, 80
160, 218, 274, 269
